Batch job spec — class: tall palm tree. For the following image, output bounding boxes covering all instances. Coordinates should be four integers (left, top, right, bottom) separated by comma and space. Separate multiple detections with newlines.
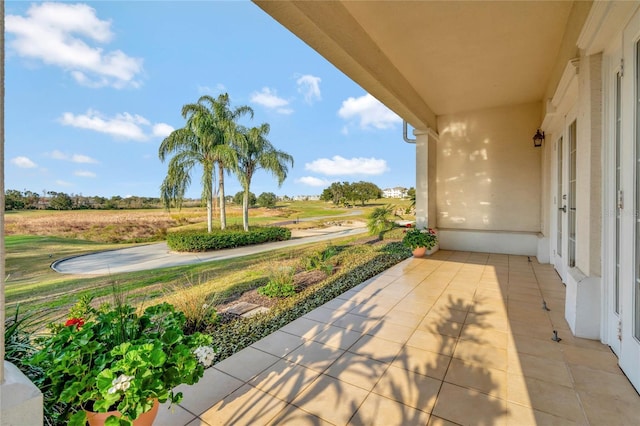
234, 123, 294, 231
159, 121, 217, 232
159, 94, 252, 232
189, 94, 253, 229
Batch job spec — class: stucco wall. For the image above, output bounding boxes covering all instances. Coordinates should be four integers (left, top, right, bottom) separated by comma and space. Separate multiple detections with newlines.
436, 102, 542, 232
576, 53, 602, 277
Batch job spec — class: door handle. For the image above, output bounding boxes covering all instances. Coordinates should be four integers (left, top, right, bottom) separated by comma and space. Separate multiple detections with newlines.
558, 205, 567, 213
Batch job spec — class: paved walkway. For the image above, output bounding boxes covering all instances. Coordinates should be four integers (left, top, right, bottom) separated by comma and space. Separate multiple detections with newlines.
52, 226, 367, 275
154, 250, 640, 425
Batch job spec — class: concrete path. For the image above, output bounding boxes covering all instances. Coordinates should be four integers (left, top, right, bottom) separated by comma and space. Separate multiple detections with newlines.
52, 225, 368, 275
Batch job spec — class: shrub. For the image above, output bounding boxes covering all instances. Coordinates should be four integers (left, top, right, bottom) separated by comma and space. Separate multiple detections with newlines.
258, 266, 295, 298
166, 226, 291, 252
164, 277, 220, 334
302, 244, 340, 275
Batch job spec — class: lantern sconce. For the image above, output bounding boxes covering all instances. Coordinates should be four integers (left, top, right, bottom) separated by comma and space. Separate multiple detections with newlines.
533, 129, 545, 148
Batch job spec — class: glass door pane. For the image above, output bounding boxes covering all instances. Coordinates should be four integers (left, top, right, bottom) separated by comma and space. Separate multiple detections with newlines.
615, 71, 622, 314
568, 120, 577, 268
557, 137, 563, 257
635, 41, 640, 340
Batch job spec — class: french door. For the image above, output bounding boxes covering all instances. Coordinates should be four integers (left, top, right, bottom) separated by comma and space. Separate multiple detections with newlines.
618, 10, 640, 391
553, 113, 577, 283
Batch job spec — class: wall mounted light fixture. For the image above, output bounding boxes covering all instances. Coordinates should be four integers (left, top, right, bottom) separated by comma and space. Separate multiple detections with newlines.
533, 129, 545, 148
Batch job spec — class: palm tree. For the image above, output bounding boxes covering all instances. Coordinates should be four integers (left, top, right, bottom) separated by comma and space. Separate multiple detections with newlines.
188, 94, 253, 229
234, 123, 294, 231
367, 204, 397, 240
159, 94, 252, 232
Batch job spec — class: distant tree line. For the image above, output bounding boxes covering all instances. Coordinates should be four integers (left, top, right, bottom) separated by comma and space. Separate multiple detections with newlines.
320, 181, 383, 206
4, 189, 166, 211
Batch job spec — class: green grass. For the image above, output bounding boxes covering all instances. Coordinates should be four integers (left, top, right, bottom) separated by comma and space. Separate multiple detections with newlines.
4, 233, 366, 323
5, 199, 413, 322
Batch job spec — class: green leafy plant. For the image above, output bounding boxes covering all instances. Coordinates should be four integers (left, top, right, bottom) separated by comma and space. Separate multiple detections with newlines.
28, 300, 215, 426
303, 245, 339, 275
402, 227, 438, 250
258, 266, 296, 298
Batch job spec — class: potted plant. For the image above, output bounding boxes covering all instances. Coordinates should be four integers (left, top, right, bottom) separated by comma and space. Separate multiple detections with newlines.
28, 299, 216, 426
402, 227, 438, 257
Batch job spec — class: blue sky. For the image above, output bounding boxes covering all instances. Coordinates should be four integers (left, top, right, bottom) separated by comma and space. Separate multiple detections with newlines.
5, 1, 416, 198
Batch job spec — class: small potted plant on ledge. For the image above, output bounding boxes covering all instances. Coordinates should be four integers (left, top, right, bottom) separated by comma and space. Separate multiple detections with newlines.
402, 227, 438, 257
28, 298, 216, 426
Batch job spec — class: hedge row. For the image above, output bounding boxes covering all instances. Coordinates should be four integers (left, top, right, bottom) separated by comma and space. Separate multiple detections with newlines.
166, 226, 292, 252
210, 241, 411, 361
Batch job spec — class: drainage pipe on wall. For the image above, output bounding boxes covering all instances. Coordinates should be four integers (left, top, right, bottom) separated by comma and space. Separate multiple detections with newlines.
403, 120, 416, 144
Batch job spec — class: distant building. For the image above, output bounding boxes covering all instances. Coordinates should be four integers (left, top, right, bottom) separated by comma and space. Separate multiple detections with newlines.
382, 187, 408, 198
292, 195, 320, 201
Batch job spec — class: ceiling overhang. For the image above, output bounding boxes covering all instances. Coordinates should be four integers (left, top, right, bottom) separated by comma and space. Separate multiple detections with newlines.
254, 1, 580, 132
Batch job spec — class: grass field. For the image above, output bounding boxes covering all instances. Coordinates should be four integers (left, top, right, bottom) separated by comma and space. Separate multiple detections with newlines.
5, 199, 412, 323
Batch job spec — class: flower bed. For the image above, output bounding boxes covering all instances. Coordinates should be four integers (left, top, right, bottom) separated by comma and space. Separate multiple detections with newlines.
210, 241, 410, 361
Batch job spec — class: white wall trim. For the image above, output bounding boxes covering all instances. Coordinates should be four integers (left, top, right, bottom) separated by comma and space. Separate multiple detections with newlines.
577, 1, 639, 55
542, 59, 580, 130
438, 228, 538, 256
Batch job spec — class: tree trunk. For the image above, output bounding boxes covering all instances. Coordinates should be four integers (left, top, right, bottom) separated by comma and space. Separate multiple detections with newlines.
206, 197, 212, 233
218, 166, 226, 230
205, 163, 214, 233
243, 187, 249, 232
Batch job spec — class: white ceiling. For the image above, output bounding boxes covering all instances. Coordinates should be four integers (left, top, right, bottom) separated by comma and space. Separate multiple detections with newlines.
254, 1, 578, 130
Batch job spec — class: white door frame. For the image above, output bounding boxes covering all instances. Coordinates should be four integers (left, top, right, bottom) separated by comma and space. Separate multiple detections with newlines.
619, 8, 640, 392
602, 40, 624, 356
550, 106, 578, 284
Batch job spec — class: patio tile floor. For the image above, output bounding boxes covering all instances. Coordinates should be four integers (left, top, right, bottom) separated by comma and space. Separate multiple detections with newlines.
156, 251, 640, 425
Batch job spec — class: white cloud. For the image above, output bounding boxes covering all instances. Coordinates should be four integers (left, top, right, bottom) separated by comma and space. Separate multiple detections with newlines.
296, 176, 332, 187
72, 154, 99, 164
11, 156, 37, 168
74, 170, 96, 178
59, 109, 168, 141
5, 2, 143, 89
296, 74, 321, 104
250, 87, 293, 114
55, 180, 73, 187
305, 155, 389, 176
49, 150, 99, 164
152, 123, 175, 138
338, 93, 401, 130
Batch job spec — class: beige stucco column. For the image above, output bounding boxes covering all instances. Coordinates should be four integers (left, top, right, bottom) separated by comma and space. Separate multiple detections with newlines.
414, 128, 438, 230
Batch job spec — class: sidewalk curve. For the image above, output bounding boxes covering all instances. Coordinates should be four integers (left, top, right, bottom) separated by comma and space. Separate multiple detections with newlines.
52, 226, 368, 275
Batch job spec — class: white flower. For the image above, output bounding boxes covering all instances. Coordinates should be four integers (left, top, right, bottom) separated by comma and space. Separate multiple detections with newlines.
194, 346, 216, 367
109, 374, 134, 393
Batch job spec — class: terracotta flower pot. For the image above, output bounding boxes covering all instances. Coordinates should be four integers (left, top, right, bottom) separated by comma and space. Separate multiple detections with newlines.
412, 247, 427, 258
85, 399, 159, 426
